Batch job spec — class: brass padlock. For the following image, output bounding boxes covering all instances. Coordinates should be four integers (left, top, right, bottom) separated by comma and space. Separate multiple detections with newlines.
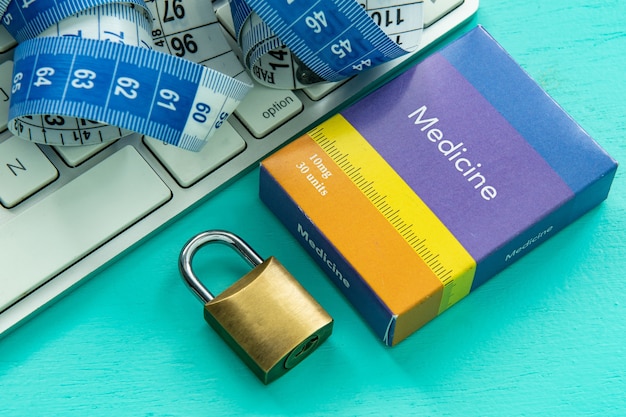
179, 230, 333, 384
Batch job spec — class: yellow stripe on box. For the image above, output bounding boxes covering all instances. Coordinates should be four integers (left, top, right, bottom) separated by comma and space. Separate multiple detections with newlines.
310, 115, 476, 313
263, 134, 442, 343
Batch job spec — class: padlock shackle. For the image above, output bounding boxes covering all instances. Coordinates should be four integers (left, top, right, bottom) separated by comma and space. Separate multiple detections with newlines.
179, 230, 264, 304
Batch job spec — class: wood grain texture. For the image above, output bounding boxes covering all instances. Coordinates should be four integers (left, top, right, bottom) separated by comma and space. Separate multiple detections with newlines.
1, 1, 625, 415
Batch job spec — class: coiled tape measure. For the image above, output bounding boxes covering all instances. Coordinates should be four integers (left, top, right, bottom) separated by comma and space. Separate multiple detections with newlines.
231, 0, 424, 89
1, 0, 424, 151
3, 0, 253, 151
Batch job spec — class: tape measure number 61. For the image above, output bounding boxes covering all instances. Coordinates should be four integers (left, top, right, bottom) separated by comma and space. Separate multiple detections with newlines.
1, 0, 424, 150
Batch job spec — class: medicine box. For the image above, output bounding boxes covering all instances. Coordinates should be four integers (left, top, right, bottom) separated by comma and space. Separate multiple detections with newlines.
259, 26, 618, 346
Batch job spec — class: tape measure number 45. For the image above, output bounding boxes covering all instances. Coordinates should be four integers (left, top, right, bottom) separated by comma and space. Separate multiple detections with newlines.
1, 0, 424, 151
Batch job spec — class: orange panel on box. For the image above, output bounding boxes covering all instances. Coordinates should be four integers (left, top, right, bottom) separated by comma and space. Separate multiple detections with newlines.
262, 134, 443, 319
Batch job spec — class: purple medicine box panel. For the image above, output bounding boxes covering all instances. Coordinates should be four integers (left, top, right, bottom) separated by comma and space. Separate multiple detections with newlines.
341, 26, 617, 287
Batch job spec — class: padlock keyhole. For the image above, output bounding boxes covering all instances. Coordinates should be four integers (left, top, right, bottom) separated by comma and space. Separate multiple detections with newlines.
284, 334, 320, 370
295, 335, 319, 358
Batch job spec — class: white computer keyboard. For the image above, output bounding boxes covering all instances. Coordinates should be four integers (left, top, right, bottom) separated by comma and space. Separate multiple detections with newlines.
0, 0, 478, 334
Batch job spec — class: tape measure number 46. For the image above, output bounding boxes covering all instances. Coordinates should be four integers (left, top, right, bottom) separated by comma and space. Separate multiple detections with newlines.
1, 0, 424, 150
233, 0, 424, 89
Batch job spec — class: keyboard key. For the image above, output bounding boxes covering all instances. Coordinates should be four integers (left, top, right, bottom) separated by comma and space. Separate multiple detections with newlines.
214, 2, 235, 38
0, 136, 59, 208
0, 26, 16, 53
153, 20, 233, 67
202, 51, 248, 79
54, 141, 115, 167
144, 121, 246, 187
424, 0, 464, 27
303, 80, 347, 101
0, 146, 172, 312
234, 82, 303, 138
0, 60, 12, 132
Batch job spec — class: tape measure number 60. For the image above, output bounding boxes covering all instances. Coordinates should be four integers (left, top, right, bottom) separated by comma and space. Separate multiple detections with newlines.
1, 0, 424, 149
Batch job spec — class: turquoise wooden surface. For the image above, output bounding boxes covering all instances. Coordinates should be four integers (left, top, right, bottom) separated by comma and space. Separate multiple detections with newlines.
1, 1, 625, 415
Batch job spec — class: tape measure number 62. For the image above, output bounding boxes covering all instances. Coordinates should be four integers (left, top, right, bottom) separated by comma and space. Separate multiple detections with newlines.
1, 0, 424, 150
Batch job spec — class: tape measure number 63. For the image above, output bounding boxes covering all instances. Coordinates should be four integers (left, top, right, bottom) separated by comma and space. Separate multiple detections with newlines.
1, 0, 424, 150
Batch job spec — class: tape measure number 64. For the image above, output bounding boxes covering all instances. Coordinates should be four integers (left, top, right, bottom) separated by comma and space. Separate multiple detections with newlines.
1, 0, 424, 150
3, 0, 252, 151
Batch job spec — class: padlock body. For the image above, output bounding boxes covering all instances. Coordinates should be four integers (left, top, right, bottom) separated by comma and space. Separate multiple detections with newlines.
203, 256, 333, 384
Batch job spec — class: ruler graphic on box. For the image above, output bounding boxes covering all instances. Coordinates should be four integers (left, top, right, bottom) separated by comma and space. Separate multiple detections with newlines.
307, 114, 476, 313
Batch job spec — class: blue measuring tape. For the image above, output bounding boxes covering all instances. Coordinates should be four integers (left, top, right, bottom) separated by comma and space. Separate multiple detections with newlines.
0, 0, 11, 28
3, 0, 253, 151
1, 0, 424, 150
2, 0, 148, 43
232, 0, 424, 89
